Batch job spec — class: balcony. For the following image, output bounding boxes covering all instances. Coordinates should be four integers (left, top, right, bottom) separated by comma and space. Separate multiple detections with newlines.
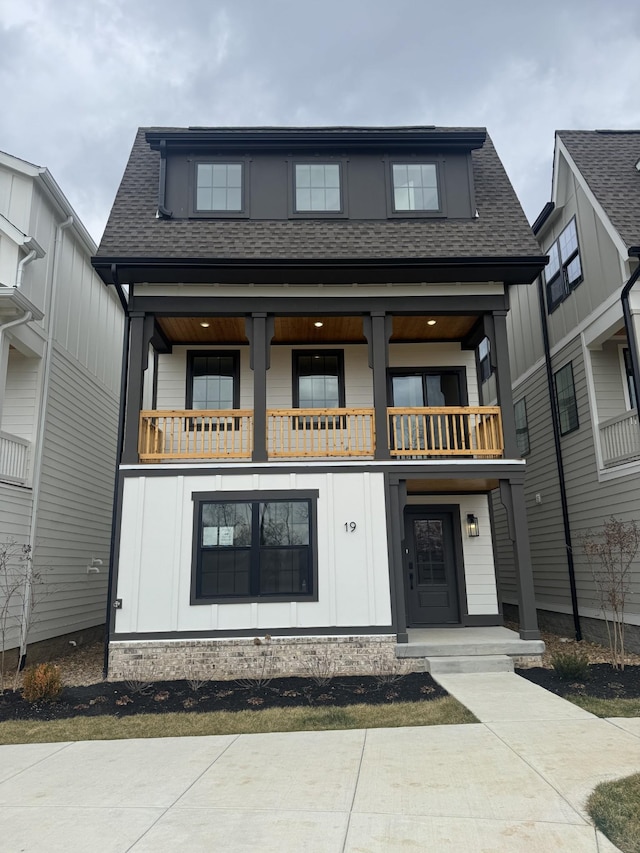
138, 407, 503, 462
0, 431, 30, 484
600, 409, 640, 467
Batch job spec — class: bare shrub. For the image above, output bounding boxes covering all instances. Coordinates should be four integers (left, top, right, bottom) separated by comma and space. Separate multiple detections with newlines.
302, 649, 336, 687
235, 636, 276, 690
22, 663, 62, 703
373, 657, 409, 687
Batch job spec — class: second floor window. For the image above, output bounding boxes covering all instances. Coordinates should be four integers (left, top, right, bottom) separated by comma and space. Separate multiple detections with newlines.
293, 351, 345, 408
392, 163, 439, 212
554, 362, 579, 436
295, 164, 341, 212
545, 218, 583, 312
187, 352, 240, 410
196, 163, 243, 212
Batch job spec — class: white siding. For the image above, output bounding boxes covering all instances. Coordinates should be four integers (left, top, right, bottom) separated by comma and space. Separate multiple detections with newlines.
1, 349, 41, 444
116, 471, 392, 634
0, 483, 33, 649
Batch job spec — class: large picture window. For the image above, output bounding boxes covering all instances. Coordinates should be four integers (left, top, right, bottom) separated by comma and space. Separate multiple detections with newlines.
554, 362, 579, 436
544, 218, 583, 312
191, 492, 317, 603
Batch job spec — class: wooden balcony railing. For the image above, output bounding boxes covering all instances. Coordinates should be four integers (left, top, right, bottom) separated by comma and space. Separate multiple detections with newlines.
139, 410, 253, 461
600, 409, 640, 467
0, 431, 30, 484
138, 406, 504, 461
387, 407, 504, 457
267, 409, 375, 457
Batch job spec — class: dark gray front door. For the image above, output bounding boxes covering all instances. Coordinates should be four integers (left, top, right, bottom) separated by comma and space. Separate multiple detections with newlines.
405, 510, 460, 625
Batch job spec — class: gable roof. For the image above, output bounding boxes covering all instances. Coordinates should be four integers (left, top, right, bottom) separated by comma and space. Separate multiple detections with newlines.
94, 126, 543, 283
557, 130, 640, 252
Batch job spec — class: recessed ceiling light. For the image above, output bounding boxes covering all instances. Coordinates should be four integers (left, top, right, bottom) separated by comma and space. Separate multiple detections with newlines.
314, 321, 324, 328
200, 321, 210, 328
427, 319, 437, 326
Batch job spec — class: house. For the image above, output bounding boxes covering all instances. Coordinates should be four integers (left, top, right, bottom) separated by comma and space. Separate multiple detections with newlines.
92, 126, 547, 681
494, 130, 640, 651
0, 150, 124, 664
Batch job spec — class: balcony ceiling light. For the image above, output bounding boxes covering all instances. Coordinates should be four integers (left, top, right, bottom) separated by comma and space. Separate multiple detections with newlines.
427, 319, 437, 326
314, 321, 324, 327
200, 321, 210, 328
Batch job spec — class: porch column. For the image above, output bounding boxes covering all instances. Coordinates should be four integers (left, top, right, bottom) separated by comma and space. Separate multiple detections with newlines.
499, 479, 540, 640
246, 313, 274, 463
388, 478, 408, 643
121, 312, 155, 465
363, 311, 392, 460
484, 311, 519, 458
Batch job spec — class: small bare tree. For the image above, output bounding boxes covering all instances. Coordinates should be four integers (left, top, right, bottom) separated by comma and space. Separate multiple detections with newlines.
0, 540, 43, 692
581, 517, 639, 670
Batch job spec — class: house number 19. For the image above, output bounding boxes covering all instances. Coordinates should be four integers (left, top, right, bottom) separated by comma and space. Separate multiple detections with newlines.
344, 522, 357, 532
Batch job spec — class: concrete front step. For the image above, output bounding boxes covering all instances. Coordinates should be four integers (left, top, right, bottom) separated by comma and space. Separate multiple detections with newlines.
425, 654, 514, 674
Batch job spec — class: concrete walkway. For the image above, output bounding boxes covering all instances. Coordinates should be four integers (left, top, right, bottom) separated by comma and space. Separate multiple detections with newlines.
1, 674, 639, 851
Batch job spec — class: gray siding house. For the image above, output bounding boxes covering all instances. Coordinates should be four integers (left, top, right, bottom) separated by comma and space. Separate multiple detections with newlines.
0, 150, 124, 661
92, 126, 547, 680
494, 130, 640, 648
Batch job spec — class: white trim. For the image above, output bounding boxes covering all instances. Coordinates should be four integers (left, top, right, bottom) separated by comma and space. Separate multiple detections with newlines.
582, 331, 605, 470
109, 634, 397, 645
120, 458, 526, 472
597, 457, 640, 482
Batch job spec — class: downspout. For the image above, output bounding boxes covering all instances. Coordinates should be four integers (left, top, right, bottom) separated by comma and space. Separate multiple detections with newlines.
19, 215, 74, 669
620, 252, 640, 416
537, 276, 582, 640
16, 250, 38, 288
103, 264, 130, 678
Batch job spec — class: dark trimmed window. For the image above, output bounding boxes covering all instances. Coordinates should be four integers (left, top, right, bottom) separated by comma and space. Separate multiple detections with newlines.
187, 351, 240, 410
293, 350, 345, 408
192, 494, 316, 602
294, 163, 341, 212
391, 163, 439, 212
478, 337, 492, 383
514, 398, 530, 456
545, 218, 583, 312
623, 348, 637, 410
554, 362, 579, 435
195, 163, 244, 212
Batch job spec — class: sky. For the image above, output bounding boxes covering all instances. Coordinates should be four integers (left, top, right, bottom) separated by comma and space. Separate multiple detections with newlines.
1, 0, 639, 244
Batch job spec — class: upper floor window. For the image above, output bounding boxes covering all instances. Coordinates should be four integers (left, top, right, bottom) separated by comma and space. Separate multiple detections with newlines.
196, 163, 244, 213
478, 337, 492, 383
514, 398, 530, 456
554, 362, 579, 436
187, 351, 240, 410
391, 163, 440, 212
293, 350, 345, 408
294, 164, 342, 212
545, 218, 583, 312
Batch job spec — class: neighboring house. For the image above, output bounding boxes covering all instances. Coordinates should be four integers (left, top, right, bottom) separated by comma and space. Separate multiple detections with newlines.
0, 151, 124, 661
494, 130, 640, 649
92, 126, 546, 681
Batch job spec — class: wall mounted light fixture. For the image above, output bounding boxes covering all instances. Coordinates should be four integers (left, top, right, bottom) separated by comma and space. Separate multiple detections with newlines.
466, 514, 479, 537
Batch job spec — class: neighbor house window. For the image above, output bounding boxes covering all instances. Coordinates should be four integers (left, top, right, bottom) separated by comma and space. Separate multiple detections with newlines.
191, 493, 317, 602
514, 398, 530, 456
478, 337, 492, 383
545, 218, 583, 312
294, 164, 341, 212
293, 350, 345, 408
391, 163, 439, 212
623, 348, 637, 410
195, 163, 243, 212
187, 351, 240, 410
554, 362, 579, 435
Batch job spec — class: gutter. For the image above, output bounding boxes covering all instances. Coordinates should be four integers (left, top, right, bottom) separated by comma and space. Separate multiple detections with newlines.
620, 252, 640, 416
537, 276, 582, 641
103, 264, 130, 678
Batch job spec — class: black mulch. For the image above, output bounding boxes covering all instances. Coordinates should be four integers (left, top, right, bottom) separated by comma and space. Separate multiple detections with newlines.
0, 673, 447, 723
517, 664, 640, 700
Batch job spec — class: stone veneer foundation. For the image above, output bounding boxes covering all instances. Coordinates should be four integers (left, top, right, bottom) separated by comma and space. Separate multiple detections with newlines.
107, 635, 423, 682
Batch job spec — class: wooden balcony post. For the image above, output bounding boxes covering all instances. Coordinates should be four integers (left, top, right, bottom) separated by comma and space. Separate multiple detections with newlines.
364, 311, 392, 460
485, 311, 519, 458
122, 312, 155, 464
499, 479, 540, 640
246, 313, 274, 462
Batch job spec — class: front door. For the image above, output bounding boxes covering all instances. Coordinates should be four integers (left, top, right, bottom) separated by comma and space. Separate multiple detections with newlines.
405, 509, 460, 625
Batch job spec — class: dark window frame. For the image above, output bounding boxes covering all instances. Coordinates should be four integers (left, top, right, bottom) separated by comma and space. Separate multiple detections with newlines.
553, 362, 579, 436
288, 159, 348, 218
514, 397, 530, 456
186, 351, 241, 430
385, 157, 446, 219
478, 337, 493, 383
387, 366, 469, 407
544, 217, 583, 313
622, 347, 637, 410
189, 158, 250, 218
292, 349, 346, 409
190, 490, 319, 605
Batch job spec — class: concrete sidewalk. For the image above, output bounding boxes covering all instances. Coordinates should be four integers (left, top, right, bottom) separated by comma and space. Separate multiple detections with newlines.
1, 674, 639, 851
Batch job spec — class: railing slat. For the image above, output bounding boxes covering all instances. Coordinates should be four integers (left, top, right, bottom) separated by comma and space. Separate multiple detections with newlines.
600, 409, 640, 467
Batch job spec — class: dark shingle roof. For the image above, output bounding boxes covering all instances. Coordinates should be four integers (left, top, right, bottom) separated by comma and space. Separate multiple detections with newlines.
96, 126, 541, 261
558, 130, 640, 250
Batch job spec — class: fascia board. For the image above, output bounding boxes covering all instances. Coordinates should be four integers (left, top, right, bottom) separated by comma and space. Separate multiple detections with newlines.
37, 169, 97, 255
0, 286, 45, 321
0, 213, 28, 245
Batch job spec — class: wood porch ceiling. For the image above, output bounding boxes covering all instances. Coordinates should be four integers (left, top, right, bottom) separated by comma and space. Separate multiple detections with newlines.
156, 315, 478, 344
406, 478, 499, 493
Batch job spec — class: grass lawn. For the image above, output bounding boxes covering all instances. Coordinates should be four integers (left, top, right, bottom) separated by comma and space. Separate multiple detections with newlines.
588, 773, 640, 853
562, 695, 640, 717
0, 695, 476, 744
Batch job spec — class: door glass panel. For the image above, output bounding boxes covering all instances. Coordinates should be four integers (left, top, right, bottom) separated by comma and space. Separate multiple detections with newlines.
413, 519, 446, 585
392, 375, 424, 407
425, 374, 461, 406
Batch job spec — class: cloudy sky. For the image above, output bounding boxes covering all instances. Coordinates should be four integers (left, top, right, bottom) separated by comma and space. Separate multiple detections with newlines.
2, 0, 639, 243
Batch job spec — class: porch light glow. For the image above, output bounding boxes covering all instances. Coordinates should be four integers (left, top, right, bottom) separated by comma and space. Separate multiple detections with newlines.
466, 514, 480, 537
427, 319, 437, 326
200, 321, 210, 328
314, 321, 323, 327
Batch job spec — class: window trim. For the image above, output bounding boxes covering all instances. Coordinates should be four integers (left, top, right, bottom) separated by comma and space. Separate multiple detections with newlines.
186, 350, 241, 410
292, 349, 346, 408
387, 367, 469, 407
553, 361, 579, 436
189, 158, 250, 218
288, 159, 348, 218
385, 157, 446, 218
190, 490, 319, 605
544, 216, 583, 313
514, 397, 530, 456
478, 337, 493, 384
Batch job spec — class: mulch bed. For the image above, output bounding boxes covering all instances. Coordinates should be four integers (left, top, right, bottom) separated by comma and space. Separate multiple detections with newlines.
0, 672, 447, 723
517, 664, 640, 700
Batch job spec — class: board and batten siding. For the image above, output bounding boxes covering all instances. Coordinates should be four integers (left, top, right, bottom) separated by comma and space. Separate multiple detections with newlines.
115, 471, 392, 635
155, 343, 478, 411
